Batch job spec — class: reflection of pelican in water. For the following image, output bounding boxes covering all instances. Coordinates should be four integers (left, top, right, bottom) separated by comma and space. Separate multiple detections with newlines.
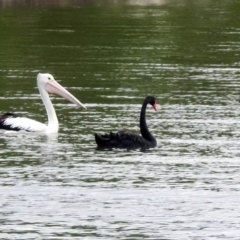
1, 131, 59, 147
0, 73, 86, 133
1, 132, 65, 157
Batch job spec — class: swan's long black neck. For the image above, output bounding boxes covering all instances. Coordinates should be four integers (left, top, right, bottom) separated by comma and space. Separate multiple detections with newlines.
140, 98, 156, 143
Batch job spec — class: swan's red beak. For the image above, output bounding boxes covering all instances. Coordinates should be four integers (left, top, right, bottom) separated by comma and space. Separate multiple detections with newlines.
152, 103, 157, 111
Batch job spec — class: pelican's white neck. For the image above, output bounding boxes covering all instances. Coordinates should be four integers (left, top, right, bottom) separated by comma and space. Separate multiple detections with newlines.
38, 82, 59, 133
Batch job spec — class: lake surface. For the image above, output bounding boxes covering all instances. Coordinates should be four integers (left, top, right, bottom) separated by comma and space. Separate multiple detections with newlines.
1, 0, 240, 239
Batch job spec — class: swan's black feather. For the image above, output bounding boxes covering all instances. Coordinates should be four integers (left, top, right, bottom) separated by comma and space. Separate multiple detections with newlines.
95, 131, 156, 149
94, 96, 157, 149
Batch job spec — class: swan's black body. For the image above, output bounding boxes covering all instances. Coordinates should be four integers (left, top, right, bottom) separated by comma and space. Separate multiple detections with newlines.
94, 96, 157, 149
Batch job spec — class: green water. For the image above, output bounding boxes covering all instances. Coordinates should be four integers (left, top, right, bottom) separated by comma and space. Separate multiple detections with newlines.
1, 1, 240, 239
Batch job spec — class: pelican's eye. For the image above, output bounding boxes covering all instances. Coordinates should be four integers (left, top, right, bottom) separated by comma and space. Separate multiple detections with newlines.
48, 77, 51, 80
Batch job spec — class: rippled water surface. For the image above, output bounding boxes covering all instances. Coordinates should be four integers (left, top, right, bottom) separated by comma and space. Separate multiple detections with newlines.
1, 0, 240, 239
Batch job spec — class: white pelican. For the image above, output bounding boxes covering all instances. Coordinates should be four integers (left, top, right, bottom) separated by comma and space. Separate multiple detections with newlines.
0, 73, 86, 133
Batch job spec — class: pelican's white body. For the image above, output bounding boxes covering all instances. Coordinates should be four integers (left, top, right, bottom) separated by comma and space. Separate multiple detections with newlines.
0, 73, 86, 134
3, 117, 47, 132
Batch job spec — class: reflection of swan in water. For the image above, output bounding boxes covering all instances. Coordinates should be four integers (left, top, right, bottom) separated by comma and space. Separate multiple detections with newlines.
95, 96, 157, 149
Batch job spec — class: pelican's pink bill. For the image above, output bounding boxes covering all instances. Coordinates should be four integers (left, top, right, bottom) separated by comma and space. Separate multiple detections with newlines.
45, 80, 87, 109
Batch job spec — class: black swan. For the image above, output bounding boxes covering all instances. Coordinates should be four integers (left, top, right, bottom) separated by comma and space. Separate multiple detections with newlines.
94, 96, 157, 149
